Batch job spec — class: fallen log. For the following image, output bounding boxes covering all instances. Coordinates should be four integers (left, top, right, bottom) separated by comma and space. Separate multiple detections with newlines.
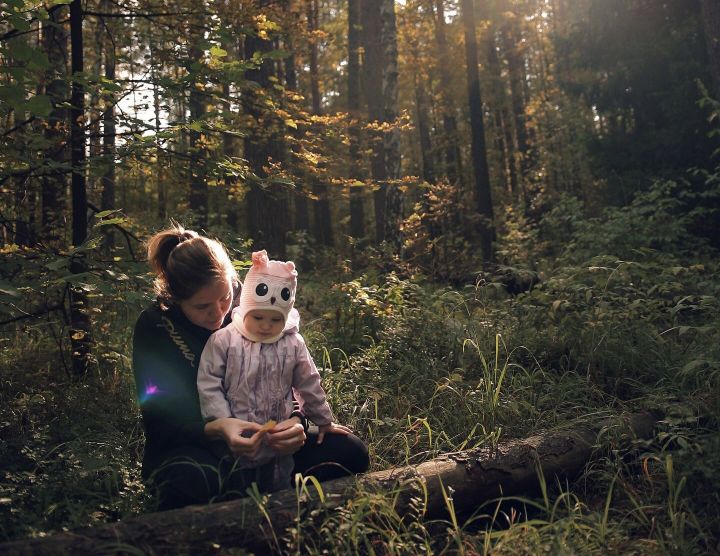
0, 410, 658, 555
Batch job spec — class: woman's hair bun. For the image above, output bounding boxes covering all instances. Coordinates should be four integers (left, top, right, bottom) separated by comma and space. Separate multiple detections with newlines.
178, 229, 197, 243
145, 224, 237, 305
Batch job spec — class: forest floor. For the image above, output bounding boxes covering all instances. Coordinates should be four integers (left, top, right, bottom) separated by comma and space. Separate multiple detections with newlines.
1, 180, 719, 554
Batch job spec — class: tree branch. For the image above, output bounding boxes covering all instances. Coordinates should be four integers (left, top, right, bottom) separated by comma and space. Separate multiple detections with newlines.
0, 303, 64, 327
83, 10, 206, 18
1, 116, 36, 138
87, 202, 141, 261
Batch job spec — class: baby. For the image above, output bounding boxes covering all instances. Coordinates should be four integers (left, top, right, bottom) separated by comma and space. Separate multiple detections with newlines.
197, 250, 345, 491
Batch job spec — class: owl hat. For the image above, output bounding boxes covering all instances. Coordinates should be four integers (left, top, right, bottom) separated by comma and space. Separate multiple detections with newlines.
233, 250, 298, 343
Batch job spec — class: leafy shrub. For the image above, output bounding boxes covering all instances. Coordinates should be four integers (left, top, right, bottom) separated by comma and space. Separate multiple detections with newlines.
540, 171, 720, 265
401, 180, 481, 284
0, 325, 149, 542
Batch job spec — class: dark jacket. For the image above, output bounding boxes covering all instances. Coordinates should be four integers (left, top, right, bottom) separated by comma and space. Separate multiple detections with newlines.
132, 302, 222, 477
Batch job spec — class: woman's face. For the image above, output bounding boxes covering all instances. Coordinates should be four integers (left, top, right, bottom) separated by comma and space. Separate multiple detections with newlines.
179, 276, 233, 330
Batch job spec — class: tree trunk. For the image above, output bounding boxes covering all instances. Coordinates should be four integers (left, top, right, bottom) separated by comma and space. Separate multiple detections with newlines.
244, 8, 288, 257
700, 0, 720, 97
380, 0, 402, 248
294, 189, 310, 235
188, 13, 209, 230
213, 17, 241, 233
461, 0, 495, 263
149, 38, 166, 221
41, 5, 68, 249
0, 411, 658, 555
10, 84, 34, 246
225, 131, 242, 233
348, 0, 366, 241
410, 40, 440, 247
69, 0, 93, 377
406, 20, 434, 185
70, 0, 86, 249
100, 0, 116, 242
362, 0, 387, 243
414, 70, 435, 186
307, 0, 321, 117
281, 25, 309, 235
13, 175, 34, 246
429, 0, 463, 187
222, 77, 242, 233
483, 24, 517, 197
88, 10, 103, 184
307, 0, 333, 247
501, 10, 530, 185
69, 0, 92, 377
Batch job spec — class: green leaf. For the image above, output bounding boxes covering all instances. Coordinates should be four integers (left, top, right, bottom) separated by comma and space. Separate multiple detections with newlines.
94, 217, 126, 227
26, 94, 53, 117
232, 259, 252, 271
11, 42, 49, 70
209, 46, 228, 58
9, 42, 33, 62
46, 257, 68, 271
7, 13, 30, 32
99, 78, 122, 92
0, 84, 25, 106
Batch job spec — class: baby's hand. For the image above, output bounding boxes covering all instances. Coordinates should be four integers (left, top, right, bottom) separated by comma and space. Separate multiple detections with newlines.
317, 422, 353, 444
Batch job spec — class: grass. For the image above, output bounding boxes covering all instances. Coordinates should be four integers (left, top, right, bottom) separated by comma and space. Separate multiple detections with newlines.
1, 277, 718, 555
0, 320, 152, 542
1, 209, 719, 553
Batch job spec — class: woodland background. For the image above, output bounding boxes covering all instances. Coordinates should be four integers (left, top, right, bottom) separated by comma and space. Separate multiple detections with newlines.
1, 0, 719, 553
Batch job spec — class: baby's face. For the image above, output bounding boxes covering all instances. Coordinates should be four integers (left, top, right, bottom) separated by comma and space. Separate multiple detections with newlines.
244, 309, 285, 339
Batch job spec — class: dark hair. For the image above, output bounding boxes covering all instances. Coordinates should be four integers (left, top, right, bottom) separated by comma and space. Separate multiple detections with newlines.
146, 224, 238, 305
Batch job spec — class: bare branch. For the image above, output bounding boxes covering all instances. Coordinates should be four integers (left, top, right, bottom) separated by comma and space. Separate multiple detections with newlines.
0, 303, 64, 327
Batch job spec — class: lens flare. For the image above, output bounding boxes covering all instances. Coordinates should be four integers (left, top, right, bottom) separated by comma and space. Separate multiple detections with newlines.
139, 381, 162, 404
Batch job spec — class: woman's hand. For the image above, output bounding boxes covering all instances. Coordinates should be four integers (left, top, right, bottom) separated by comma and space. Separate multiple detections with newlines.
265, 417, 306, 456
317, 422, 353, 444
204, 417, 268, 459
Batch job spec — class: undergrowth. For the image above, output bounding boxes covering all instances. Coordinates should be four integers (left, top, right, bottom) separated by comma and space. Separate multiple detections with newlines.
1, 173, 719, 553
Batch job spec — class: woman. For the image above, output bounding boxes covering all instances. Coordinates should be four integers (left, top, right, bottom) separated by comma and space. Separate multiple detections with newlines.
132, 225, 369, 510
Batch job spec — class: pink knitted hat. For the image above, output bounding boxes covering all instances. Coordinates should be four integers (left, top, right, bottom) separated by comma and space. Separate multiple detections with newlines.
236, 250, 297, 327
